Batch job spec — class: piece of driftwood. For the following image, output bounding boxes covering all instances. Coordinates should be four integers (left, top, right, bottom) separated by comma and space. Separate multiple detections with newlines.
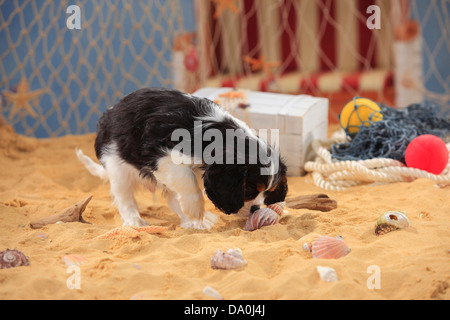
285, 194, 337, 212
30, 195, 92, 229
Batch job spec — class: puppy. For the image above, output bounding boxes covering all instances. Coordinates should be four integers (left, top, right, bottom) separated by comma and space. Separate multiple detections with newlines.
77, 88, 287, 229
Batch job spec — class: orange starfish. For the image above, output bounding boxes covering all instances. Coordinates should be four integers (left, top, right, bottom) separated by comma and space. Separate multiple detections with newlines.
243, 55, 281, 78
92, 226, 168, 240
211, 0, 239, 19
3, 76, 46, 120
218, 91, 245, 99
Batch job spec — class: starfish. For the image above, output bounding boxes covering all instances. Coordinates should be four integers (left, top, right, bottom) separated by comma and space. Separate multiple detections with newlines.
243, 55, 281, 78
92, 226, 168, 240
218, 90, 245, 99
211, 0, 239, 19
3, 77, 46, 120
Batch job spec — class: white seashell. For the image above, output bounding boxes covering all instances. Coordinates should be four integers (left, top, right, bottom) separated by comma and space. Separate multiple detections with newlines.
375, 211, 410, 235
316, 266, 338, 282
202, 286, 224, 300
129, 293, 146, 300
303, 242, 312, 252
36, 233, 48, 240
311, 235, 351, 259
210, 248, 247, 270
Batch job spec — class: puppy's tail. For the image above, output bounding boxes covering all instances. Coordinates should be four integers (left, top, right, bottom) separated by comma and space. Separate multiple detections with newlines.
75, 148, 109, 182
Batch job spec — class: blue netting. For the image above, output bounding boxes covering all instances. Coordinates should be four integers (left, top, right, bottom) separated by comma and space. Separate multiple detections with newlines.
331, 102, 450, 163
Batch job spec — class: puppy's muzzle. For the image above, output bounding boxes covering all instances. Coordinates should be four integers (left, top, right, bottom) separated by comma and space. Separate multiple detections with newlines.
250, 205, 260, 214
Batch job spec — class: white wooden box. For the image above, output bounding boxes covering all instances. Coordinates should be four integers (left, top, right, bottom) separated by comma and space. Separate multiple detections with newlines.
192, 87, 328, 176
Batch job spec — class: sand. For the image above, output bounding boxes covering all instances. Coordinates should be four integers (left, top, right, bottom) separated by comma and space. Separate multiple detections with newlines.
0, 123, 449, 300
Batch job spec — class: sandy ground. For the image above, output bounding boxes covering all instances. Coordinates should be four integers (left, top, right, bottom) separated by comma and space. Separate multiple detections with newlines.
0, 123, 449, 300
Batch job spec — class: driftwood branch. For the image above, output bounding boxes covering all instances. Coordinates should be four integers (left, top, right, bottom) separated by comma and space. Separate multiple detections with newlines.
286, 194, 337, 212
30, 195, 92, 229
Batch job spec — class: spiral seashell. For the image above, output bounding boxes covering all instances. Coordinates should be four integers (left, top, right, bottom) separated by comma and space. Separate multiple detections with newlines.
210, 248, 247, 270
311, 235, 351, 259
0, 248, 30, 269
375, 211, 410, 235
244, 202, 285, 231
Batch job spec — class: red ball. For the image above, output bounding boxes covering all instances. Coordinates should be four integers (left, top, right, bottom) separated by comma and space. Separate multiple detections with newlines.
405, 134, 449, 174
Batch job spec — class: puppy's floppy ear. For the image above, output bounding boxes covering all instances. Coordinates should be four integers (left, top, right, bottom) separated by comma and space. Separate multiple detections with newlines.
203, 164, 247, 214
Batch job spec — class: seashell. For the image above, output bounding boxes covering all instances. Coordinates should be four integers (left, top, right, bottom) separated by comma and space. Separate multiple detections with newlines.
36, 232, 48, 240
0, 248, 30, 269
130, 294, 146, 300
375, 211, 410, 235
310, 235, 351, 259
210, 248, 247, 270
244, 202, 285, 231
303, 242, 313, 252
62, 254, 87, 266
299, 232, 322, 253
316, 266, 338, 282
267, 202, 285, 215
300, 233, 321, 250
202, 286, 224, 300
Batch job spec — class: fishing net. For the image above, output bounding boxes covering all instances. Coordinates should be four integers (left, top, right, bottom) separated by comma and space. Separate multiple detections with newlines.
331, 102, 450, 163
1, 0, 448, 139
0, 0, 189, 137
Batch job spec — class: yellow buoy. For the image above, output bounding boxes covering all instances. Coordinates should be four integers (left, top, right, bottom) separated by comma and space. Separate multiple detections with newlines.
339, 97, 383, 135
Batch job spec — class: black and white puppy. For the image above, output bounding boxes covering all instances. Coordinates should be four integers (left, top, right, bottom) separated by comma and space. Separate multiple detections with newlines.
77, 88, 287, 229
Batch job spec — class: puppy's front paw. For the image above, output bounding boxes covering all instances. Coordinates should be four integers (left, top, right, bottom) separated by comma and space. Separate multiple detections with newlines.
180, 211, 217, 230
122, 216, 149, 227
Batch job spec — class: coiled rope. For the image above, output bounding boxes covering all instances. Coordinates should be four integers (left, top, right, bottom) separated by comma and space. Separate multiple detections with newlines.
304, 132, 450, 191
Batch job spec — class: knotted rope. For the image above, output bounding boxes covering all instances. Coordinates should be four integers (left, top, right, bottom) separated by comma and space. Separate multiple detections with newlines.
304, 131, 450, 191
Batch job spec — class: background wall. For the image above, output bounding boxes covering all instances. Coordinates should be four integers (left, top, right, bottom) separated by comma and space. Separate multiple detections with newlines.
411, 0, 450, 113
1, 0, 448, 138
0, 0, 195, 137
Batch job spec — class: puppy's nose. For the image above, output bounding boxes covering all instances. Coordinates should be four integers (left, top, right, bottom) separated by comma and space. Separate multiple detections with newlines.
250, 205, 260, 214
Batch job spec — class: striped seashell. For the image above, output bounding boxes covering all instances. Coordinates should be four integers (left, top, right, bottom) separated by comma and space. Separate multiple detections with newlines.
244, 202, 285, 231
311, 235, 351, 259
375, 211, 410, 235
267, 202, 285, 216
210, 248, 247, 270
62, 254, 87, 266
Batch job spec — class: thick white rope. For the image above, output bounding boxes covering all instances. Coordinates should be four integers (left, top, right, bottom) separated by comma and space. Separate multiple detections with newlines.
304, 135, 450, 191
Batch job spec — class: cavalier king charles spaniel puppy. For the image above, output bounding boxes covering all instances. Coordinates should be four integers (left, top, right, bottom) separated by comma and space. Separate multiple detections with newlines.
77, 88, 287, 229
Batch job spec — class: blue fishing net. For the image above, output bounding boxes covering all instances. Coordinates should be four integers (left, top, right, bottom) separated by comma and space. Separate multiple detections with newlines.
331, 102, 450, 164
